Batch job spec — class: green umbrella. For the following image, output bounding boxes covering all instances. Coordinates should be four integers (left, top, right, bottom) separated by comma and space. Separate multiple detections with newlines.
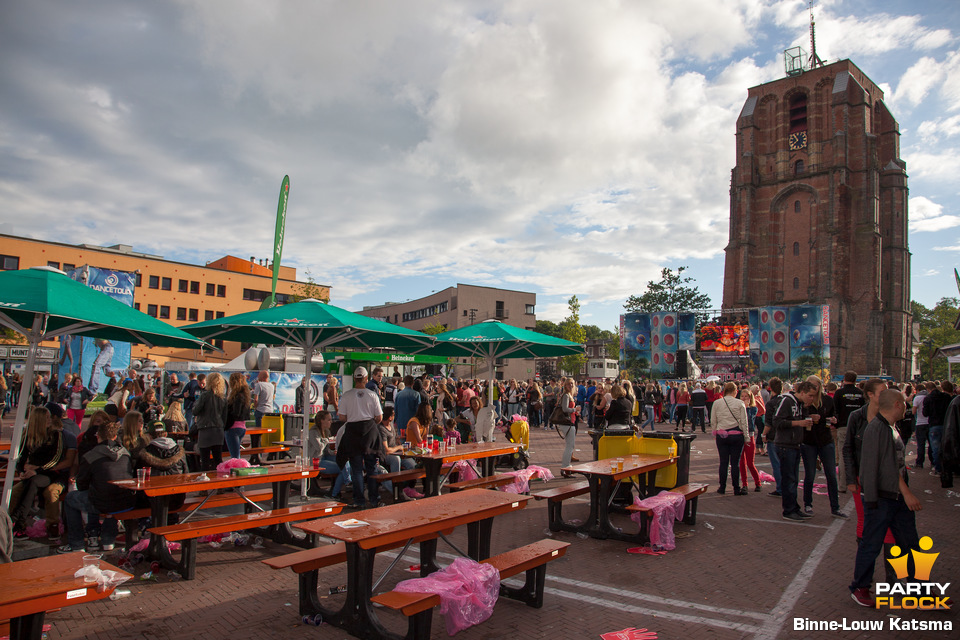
419, 319, 585, 404
181, 298, 436, 494
0, 267, 210, 508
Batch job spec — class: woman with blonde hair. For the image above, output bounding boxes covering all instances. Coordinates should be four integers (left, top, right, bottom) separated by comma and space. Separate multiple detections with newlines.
192, 371, 227, 470
675, 383, 690, 431
120, 410, 148, 460
9, 406, 66, 536
163, 399, 187, 432
711, 381, 748, 495
526, 381, 543, 429
738, 389, 762, 491
223, 372, 251, 459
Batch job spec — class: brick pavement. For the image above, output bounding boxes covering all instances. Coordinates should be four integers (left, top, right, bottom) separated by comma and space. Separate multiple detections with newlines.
24, 420, 959, 640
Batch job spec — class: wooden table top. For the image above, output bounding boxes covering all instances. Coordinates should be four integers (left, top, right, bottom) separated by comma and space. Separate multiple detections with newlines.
110, 464, 320, 496
0, 552, 132, 620
297, 489, 531, 549
399, 441, 519, 464
168, 428, 275, 437
561, 454, 678, 482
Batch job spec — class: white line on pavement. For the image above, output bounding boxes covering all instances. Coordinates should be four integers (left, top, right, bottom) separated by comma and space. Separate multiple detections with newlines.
697, 511, 831, 529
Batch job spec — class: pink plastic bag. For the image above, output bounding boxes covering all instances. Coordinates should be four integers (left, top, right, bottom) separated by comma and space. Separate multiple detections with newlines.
499, 465, 554, 494
394, 557, 500, 635
217, 458, 251, 473
758, 470, 776, 483
629, 491, 685, 551
452, 459, 479, 482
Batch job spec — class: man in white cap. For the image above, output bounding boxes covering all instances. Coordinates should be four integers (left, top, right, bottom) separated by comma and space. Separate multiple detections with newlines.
336, 367, 385, 508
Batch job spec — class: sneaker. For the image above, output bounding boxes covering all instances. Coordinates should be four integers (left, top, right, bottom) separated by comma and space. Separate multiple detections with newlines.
101, 543, 115, 551
754, 486, 762, 492
850, 588, 875, 608
930, 471, 940, 476
798, 511, 814, 519
57, 544, 84, 554
769, 490, 782, 497
402, 487, 424, 501
831, 510, 849, 519
803, 505, 814, 515
85, 536, 100, 551
782, 512, 805, 522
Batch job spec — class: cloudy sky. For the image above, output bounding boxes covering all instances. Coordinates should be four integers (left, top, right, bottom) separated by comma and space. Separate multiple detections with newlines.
2, 0, 959, 331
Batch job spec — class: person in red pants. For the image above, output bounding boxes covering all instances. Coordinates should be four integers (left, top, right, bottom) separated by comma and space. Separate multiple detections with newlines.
740, 389, 762, 491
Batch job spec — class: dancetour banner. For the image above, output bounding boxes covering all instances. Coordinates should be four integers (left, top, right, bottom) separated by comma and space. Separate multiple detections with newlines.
58, 267, 135, 394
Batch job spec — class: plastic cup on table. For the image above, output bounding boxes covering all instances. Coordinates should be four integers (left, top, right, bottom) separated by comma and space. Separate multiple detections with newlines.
312, 457, 320, 470
137, 468, 147, 485
294, 456, 303, 470
82, 555, 101, 583
610, 461, 618, 473
617, 457, 624, 472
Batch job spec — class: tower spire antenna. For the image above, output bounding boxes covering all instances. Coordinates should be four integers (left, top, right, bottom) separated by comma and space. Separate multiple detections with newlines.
808, 0, 824, 69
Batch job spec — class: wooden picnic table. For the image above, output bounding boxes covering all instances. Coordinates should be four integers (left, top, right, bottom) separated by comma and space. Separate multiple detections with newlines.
295, 489, 531, 640
0, 552, 132, 640
560, 453, 678, 542
110, 464, 321, 568
400, 442, 519, 496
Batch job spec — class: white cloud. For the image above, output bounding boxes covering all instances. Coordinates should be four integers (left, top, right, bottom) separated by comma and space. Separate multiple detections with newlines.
910, 196, 960, 233
920, 268, 940, 277
891, 57, 946, 108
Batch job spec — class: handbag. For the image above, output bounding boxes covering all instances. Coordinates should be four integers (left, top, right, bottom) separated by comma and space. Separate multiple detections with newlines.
549, 403, 566, 425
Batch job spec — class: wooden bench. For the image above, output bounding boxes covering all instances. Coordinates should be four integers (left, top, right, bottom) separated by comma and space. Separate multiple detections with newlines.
446, 474, 513, 492
370, 591, 440, 640
101, 488, 274, 551
533, 481, 590, 532
625, 483, 709, 543
482, 539, 570, 608
374, 468, 426, 501
149, 501, 341, 580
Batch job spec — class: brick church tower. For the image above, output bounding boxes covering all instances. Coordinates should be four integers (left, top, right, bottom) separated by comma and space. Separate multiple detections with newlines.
722, 52, 911, 379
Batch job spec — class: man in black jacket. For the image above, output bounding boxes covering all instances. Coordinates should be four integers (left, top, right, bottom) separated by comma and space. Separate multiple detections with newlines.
774, 380, 818, 521
833, 371, 865, 489
923, 380, 954, 475
849, 389, 921, 608
58, 421, 135, 553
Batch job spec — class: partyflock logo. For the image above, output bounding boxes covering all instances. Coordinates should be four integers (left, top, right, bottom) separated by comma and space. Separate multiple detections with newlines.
875, 536, 951, 610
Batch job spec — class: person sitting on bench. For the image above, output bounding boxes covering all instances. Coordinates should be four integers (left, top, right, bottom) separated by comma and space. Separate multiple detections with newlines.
59, 421, 136, 553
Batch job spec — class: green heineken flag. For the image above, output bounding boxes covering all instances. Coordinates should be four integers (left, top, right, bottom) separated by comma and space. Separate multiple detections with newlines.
955, 268, 960, 296
260, 175, 290, 309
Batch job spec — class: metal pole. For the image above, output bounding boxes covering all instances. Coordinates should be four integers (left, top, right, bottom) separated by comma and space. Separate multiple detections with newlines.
1, 315, 45, 510
301, 329, 313, 499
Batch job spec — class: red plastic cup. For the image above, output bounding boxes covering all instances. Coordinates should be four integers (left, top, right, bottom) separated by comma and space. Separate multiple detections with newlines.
312, 457, 319, 469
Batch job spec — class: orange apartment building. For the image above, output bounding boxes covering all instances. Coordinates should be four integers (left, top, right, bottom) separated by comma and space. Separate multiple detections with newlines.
0, 234, 327, 366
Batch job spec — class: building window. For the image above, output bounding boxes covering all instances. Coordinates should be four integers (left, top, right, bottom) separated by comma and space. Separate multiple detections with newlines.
495, 301, 505, 319
789, 94, 807, 133
525, 304, 535, 315
793, 242, 800, 256
47, 261, 60, 269
161, 277, 172, 291
147, 304, 158, 317
213, 339, 224, 350
401, 301, 449, 322
206, 283, 215, 296
148, 275, 160, 289
188, 308, 198, 322
204, 310, 214, 321
794, 200, 801, 213
0, 255, 18, 270
178, 279, 188, 292
135, 273, 142, 287
795, 160, 804, 175
134, 303, 140, 311
216, 311, 225, 318
793, 277, 800, 290
190, 281, 200, 294
217, 285, 226, 297
243, 288, 269, 302
159, 305, 170, 319
176, 307, 187, 321
62, 263, 75, 271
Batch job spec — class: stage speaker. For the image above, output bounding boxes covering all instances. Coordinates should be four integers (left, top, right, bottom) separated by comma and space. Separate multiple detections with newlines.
675, 350, 689, 378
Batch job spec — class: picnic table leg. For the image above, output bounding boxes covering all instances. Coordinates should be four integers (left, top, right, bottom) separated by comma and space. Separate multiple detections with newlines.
267, 479, 311, 548
341, 543, 403, 640
146, 496, 179, 570
422, 459, 443, 496
592, 476, 616, 539
419, 537, 440, 576
479, 456, 495, 478
585, 476, 602, 537
466, 517, 494, 560
9, 611, 45, 640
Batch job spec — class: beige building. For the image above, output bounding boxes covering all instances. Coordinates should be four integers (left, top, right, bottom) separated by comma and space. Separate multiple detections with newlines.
0, 234, 326, 366
358, 284, 537, 381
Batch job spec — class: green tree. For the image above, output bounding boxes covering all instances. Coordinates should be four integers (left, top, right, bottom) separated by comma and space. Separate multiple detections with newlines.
582, 324, 619, 359
535, 319, 563, 338
913, 298, 960, 380
624, 266, 712, 313
289, 271, 329, 303
559, 296, 587, 376
421, 322, 448, 336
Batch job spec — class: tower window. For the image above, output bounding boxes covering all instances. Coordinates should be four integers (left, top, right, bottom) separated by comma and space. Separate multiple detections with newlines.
793, 277, 800, 290
793, 242, 800, 256
795, 160, 804, 175
789, 94, 807, 133
794, 200, 801, 213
